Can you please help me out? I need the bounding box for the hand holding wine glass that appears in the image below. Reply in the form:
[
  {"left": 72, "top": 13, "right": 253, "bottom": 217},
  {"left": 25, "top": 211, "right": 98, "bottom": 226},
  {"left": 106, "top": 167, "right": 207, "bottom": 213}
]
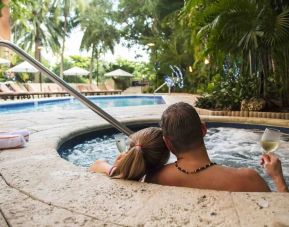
[
  {"left": 260, "top": 153, "right": 288, "bottom": 192},
  {"left": 260, "top": 128, "right": 281, "bottom": 154}
]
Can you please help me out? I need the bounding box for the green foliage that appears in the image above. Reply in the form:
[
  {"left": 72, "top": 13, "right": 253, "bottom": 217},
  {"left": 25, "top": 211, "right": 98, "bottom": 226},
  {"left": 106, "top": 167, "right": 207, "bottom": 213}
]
[
  {"left": 11, "top": 0, "right": 62, "bottom": 56},
  {"left": 184, "top": 0, "right": 289, "bottom": 107},
  {"left": 196, "top": 69, "right": 260, "bottom": 110},
  {"left": 7, "top": 0, "right": 289, "bottom": 109},
  {"left": 105, "top": 59, "right": 154, "bottom": 80},
  {"left": 15, "top": 73, "right": 30, "bottom": 83},
  {"left": 117, "top": 0, "right": 194, "bottom": 89},
  {"left": 79, "top": 0, "right": 120, "bottom": 83},
  {"left": 69, "top": 55, "right": 90, "bottom": 69},
  {"left": 80, "top": 0, "right": 119, "bottom": 53},
  {"left": 0, "top": 2, "right": 4, "bottom": 16},
  {"left": 51, "top": 55, "right": 90, "bottom": 83}
]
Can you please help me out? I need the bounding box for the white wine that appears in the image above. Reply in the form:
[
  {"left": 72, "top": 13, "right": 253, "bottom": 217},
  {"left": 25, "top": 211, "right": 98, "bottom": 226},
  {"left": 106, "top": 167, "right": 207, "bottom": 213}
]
[
  {"left": 260, "top": 140, "right": 279, "bottom": 153},
  {"left": 115, "top": 136, "right": 126, "bottom": 153}
]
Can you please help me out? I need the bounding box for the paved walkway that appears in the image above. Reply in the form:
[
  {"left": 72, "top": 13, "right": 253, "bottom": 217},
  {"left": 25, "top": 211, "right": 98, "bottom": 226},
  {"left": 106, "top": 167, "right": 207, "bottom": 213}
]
[{"left": 0, "top": 94, "right": 289, "bottom": 226}]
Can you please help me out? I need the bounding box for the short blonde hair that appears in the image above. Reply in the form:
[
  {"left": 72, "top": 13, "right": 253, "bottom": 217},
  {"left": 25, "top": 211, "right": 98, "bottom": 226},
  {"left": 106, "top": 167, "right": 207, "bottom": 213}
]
[{"left": 111, "top": 127, "right": 169, "bottom": 181}]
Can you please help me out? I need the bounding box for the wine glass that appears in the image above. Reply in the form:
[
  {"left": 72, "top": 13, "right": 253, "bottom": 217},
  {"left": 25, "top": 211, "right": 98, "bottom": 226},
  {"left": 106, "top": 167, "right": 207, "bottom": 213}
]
[
  {"left": 260, "top": 128, "right": 281, "bottom": 154},
  {"left": 114, "top": 134, "right": 127, "bottom": 153}
]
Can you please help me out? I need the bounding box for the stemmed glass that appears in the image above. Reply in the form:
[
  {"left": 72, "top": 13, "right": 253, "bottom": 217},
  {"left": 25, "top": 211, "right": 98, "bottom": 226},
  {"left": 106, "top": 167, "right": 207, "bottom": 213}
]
[
  {"left": 114, "top": 134, "right": 130, "bottom": 153},
  {"left": 260, "top": 128, "right": 281, "bottom": 154}
]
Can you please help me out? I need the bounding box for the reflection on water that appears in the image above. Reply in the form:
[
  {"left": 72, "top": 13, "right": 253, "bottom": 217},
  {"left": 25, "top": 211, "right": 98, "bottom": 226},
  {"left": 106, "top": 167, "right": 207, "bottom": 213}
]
[
  {"left": 205, "top": 127, "right": 289, "bottom": 191},
  {"left": 0, "top": 96, "right": 165, "bottom": 114},
  {"left": 60, "top": 127, "right": 289, "bottom": 191}
]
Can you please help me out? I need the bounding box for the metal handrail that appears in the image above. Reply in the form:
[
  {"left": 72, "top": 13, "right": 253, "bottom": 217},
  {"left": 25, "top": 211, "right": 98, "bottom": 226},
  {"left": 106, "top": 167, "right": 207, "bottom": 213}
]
[
  {"left": 0, "top": 41, "right": 133, "bottom": 136},
  {"left": 154, "top": 82, "right": 171, "bottom": 94}
]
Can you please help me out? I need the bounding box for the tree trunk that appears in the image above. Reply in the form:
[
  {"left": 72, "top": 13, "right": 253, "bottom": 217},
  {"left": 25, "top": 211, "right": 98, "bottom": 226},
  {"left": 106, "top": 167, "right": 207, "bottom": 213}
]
[
  {"left": 260, "top": 50, "right": 271, "bottom": 98},
  {"left": 96, "top": 48, "right": 99, "bottom": 85},
  {"left": 282, "top": 51, "right": 289, "bottom": 107},
  {"left": 60, "top": 7, "right": 68, "bottom": 79},
  {"left": 249, "top": 50, "right": 252, "bottom": 76},
  {"left": 34, "top": 25, "right": 41, "bottom": 83},
  {"left": 89, "top": 44, "right": 95, "bottom": 84}
]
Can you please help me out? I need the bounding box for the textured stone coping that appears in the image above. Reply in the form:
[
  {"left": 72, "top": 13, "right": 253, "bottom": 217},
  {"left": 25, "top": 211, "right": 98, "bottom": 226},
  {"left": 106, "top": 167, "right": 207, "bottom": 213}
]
[
  {"left": 196, "top": 107, "right": 289, "bottom": 120},
  {"left": 1, "top": 95, "right": 289, "bottom": 226}
]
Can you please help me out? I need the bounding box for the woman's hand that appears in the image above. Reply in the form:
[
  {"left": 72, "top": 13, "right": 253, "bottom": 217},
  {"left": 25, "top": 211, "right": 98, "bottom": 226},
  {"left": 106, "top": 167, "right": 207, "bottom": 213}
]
[
  {"left": 89, "top": 160, "right": 111, "bottom": 175},
  {"left": 260, "top": 154, "right": 288, "bottom": 192},
  {"left": 261, "top": 154, "right": 283, "bottom": 179}
]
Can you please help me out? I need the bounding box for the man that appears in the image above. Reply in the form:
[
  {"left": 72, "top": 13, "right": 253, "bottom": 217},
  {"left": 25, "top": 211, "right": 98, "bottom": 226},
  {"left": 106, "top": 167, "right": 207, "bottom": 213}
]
[{"left": 150, "top": 102, "right": 288, "bottom": 192}]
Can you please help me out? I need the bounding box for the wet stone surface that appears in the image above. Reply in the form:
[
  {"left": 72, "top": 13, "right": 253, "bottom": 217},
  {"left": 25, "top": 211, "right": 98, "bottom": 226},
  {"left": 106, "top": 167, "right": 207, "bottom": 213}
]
[{"left": 0, "top": 95, "right": 289, "bottom": 226}]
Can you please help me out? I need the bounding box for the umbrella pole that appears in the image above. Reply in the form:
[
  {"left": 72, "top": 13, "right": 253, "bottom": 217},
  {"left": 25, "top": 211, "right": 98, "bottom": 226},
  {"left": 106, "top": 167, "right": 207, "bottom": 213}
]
[{"left": 40, "top": 73, "right": 43, "bottom": 92}]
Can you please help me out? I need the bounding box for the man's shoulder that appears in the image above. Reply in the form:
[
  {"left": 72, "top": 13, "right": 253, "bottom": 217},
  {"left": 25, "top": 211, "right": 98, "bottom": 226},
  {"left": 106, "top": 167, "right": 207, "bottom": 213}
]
[
  {"left": 218, "top": 166, "right": 261, "bottom": 182},
  {"left": 149, "top": 163, "right": 176, "bottom": 185},
  {"left": 234, "top": 167, "right": 264, "bottom": 182},
  {"left": 221, "top": 166, "right": 270, "bottom": 192}
]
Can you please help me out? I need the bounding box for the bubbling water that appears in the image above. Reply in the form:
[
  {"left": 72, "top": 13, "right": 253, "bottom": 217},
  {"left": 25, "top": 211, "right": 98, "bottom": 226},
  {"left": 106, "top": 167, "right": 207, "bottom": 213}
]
[{"left": 59, "top": 127, "right": 289, "bottom": 191}]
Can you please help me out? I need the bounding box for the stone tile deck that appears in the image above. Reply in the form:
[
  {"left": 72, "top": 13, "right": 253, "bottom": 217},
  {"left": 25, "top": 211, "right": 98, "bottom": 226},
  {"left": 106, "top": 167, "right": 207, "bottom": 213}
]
[{"left": 0, "top": 94, "right": 289, "bottom": 226}]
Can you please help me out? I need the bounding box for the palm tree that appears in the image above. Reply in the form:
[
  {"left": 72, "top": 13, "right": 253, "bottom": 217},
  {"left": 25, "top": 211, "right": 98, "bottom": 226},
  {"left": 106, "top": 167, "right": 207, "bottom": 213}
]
[
  {"left": 51, "top": 0, "right": 84, "bottom": 78},
  {"left": 184, "top": 0, "right": 289, "bottom": 106},
  {"left": 80, "top": 0, "right": 119, "bottom": 84},
  {"left": 11, "top": 0, "right": 63, "bottom": 82}
]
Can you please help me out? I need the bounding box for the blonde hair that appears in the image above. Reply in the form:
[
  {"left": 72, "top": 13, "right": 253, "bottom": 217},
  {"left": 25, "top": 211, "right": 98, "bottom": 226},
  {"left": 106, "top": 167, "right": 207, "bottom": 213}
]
[{"left": 111, "top": 127, "right": 169, "bottom": 181}]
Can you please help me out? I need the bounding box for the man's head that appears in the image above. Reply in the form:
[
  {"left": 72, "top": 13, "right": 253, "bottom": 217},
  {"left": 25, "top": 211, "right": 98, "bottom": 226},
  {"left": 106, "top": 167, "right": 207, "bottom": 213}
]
[{"left": 161, "top": 102, "right": 205, "bottom": 154}]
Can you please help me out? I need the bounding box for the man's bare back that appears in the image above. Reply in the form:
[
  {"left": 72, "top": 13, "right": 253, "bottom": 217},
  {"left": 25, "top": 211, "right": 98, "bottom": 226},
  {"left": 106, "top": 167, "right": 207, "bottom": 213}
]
[
  {"left": 158, "top": 102, "right": 288, "bottom": 192},
  {"left": 149, "top": 163, "right": 270, "bottom": 192}
]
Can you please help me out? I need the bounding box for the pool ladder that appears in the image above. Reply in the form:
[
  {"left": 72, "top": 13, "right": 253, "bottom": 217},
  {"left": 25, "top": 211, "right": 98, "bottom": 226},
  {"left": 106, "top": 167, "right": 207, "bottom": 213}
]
[{"left": 0, "top": 41, "right": 133, "bottom": 136}]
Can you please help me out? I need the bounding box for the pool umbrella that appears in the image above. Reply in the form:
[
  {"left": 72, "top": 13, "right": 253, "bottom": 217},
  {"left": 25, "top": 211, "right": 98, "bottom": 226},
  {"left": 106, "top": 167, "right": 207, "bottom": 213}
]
[
  {"left": 104, "top": 69, "right": 133, "bottom": 78},
  {"left": 6, "top": 61, "right": 41, "bottom": 90},
  {"left": 0, "top": 57, "right": 10, "bottom": 65},
  {"left": 63, "top": 66, "right": 89, "bottom": 76},
  {"left": 6, "top": 61, "right": 39, "bottom": 73}
]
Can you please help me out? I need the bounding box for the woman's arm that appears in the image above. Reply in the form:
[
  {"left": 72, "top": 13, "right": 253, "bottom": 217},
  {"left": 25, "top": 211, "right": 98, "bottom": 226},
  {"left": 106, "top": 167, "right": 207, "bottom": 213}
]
[
  {"left": 261, "top": 154, "right": 288, "bottom": 192},
  {"left": 89, "top": 153, "right": 128, "bottom": 176},
  {"left": 89, "top": 160, "right": 112, "bottom": 175}
]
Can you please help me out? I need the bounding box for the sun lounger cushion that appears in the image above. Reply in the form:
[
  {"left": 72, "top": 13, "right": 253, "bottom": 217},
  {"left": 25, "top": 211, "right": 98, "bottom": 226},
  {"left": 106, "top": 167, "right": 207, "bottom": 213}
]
[
  {"left": 0, "top": 134, "right": 26, "bottom": 149},
  {"left": 0, "top": 130, "right": 30, "bottom": 142},
  {"left": 0, "top": 84, "right": 13, "bottom": 93},
  {"left": 9, "top": 83, "right": 28, "bottom": 93}
]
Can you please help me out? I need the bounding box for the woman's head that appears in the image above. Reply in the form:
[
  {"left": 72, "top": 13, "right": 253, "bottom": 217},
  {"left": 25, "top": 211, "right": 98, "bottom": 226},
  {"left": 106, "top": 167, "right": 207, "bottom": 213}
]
[{"left": 111, "top": 127, "right": 169, "bottom": 181}]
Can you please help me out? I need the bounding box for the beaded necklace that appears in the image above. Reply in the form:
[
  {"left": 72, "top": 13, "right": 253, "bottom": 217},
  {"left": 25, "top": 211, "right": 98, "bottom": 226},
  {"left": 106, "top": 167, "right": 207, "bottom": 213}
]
[{"left": 174, "top": 161, "right": 217, "bottom": 174}]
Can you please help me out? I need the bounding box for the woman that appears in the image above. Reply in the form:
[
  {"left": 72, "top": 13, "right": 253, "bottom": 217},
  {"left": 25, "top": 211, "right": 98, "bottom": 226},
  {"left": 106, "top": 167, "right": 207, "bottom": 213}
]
[{"left": 89, "top": 127, "right": 170, "bottom": 181}]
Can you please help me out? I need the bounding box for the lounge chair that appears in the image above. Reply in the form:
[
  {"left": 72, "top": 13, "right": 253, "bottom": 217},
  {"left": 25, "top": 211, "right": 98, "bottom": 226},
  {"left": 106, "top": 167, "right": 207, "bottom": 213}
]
[
  {"left": 24, "top": 83, "right": 51, "bottom": 98},
  {"left": 75, "top": 84, "right": 96, "bottom": 96},
  {"left": 99, "top": 84, "right": 122, "bottom": 95},
  {"left": 47, "top": 83, "right": 68, "bottom": 96},
  {"left": 0, "top": 83, "right": 19, "bottom": 100},
  {"left": 89, "top": 84, "right": 107, "bottom": 95},
  {"left": 7, "top": 83, "right": 31, "bottom": 99},
  {"left": 72, "top": 83, "right": 106, "bottom": 96},
  {"left": 106, "top": 84, "right": 122, "bottom": 94}
]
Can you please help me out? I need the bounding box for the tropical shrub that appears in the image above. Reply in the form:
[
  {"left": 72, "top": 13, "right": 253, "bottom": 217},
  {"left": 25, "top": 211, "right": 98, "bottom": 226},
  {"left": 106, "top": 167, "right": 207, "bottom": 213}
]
[{"left": 196, "top": 64, "right": 259, "bottom": 110}]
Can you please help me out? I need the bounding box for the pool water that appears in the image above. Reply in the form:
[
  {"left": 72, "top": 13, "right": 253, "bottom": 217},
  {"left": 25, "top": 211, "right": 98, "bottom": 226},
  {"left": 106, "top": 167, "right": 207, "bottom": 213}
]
[
  {"left": 0, "top": 96, "right": 165, "bottom": 114},
  {"left": 59, "top": 124, "right": 289, "bottom": 191}
]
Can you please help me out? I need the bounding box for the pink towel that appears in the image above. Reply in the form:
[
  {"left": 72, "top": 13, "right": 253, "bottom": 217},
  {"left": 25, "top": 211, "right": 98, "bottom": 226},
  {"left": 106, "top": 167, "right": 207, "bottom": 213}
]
[
  {"left": 0, "top": 130, "right": 29, "bottom": 142},
  {"left": 0, "top": 134, "right": 26, "bottom": 150}
]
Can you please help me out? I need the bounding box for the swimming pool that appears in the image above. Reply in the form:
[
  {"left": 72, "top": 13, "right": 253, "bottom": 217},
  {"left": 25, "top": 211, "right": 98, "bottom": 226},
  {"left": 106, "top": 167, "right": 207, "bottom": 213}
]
[
  {"left": 0, "top": 96, "right": 165, "bottom": 114},
  {"left": 58, "top": 122, "right": 289, "bottom": 191}
]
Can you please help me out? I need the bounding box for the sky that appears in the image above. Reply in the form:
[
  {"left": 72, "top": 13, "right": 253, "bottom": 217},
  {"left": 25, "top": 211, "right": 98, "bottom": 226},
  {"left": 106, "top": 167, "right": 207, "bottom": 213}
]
[
  {"left": 45, "top": 26, "right": 150, "bottom": 64},
  {"left": 40, "top": 0, "right": 150, "bottom": 65}
]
